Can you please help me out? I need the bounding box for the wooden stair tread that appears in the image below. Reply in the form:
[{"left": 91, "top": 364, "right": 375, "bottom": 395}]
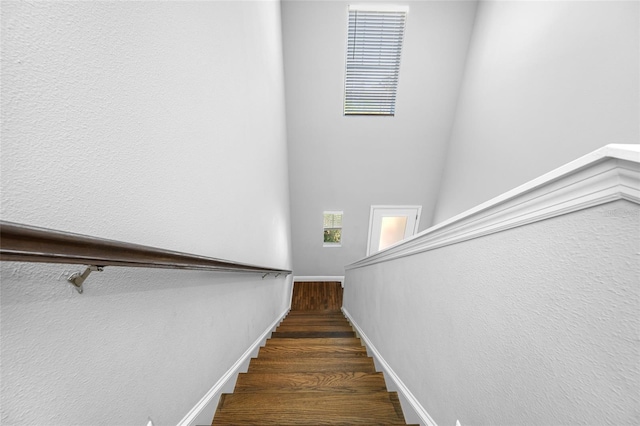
[
  {"left": 258, "top": 345, "right": 367, "bottom": 357},
  {"left": 277, "top": 323, "right": 352, "bottom": 328},
  {"left": 280, "top": 317, "right": 350, "bottom": 323},
  {"left": 285, "top": 314, "right": 345, "bottom": 318},
  {"left": 282, "top": 314, "right": 348, "bottom": 319},
  {"left": 280, "top": 316, "right": 349, "bottom": 321},
  {"left": 265, "top": 337, "right": 362, "bottom": 347},
  {"left": 234, "top": 371, "right": 388, "bottom": 393},
  {"left": 216, "top": 391, "right": 401, "bottom": 408},
  {"left": 271, "top": 331, "right": 356, "bottom": 338},
  {"left": 213, "top": 392, "right": 406, "bottom": 425},
  {"left": 283, "top": 316, "right": 347, "bottom": 321},
  {"left": 248, "top": 357, "right": 376, "bottom": 373},
  {"left": 276, "top": 326, "right": 354, "bottom": 332},
  {"left": 278, "top": 320, "right": 352, "bottom": 326}
]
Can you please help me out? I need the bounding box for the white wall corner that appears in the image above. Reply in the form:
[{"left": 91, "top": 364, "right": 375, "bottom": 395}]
[
  {"left": 342, "top": 307, "right": 438, "bottom": 426},
  {"left": 176, "top": 308, "right": 289, "bottom": 426}
]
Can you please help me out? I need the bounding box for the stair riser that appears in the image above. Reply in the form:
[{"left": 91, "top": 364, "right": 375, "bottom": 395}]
[
  {"left": 265, "top": 337, "right": 362, "bottom": 347},
  {"left": 257, "top": 354, "right": 369, "bottom": 361},
  {"left": 280, "top": 318, "right": 351, "bottom": 323},
  {"left": 248, "top": 364, "right": 376, "bottom": 373},
  {"left": 271, "top": 331, "right": 356, "bottom": 338},
  {"left": 234, "top": 372, "right": 388, "bottom": 393},
  {"left": 282, "top": 315, "right": 349, "bottom": 319},
  {"left": 260, "top": 345, "right": 366, "bottom": 352},
  {"left": 215, "top": 392, "right": 405, "bottom": 424},
  {"left": 277, "top": 324, "right": 352, "bottom": 329},
  {"left": 276, "top": 327, "right": 354, "bottom": 333},
  {"left": 213, "top": 414, "right": 406, "bottom": 425}
]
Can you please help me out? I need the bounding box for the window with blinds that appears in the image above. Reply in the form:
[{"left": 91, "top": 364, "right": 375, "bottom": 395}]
[{"left": 344, "top": 5, "right": 408, "bottom": 116}]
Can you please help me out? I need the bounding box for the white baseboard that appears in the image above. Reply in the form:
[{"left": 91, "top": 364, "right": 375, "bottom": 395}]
[
  {"left": 293, "top": 276, "right": 345, "bottom": 287},
  {"left": 177, "top": 308, "right": 289, "bottom": 426},
  {"left": 342, "top": 307, "right": 438, "bottom": 426}
]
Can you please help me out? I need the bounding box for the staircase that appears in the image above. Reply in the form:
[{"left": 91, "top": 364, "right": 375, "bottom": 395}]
[{"left": 211, "top": 308, "right": 415, "bottom": 425}]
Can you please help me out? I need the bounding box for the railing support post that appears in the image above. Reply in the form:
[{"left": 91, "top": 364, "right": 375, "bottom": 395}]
[{"left": 67, "top": 265, "right": 104, "bottom": 294}]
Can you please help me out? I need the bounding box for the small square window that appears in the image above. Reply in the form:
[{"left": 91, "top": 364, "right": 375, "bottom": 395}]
[{"left": 323, "top": 211, "right": 343, "bottom": 247}]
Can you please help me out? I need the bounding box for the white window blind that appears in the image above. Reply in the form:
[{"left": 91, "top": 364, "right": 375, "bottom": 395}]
[
  {"left": 323, "top": 212, "right": 343, "bottom": 228},
  {"left": 344, "top": 6, "right": 408, "bottom": 116}
]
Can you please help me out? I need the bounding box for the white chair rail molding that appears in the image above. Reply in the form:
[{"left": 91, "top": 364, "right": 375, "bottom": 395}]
[{"left": 342, "top": 144, "right": 640, "bottom": 426}]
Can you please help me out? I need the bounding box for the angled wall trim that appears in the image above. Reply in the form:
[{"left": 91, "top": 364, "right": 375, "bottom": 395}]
[
  {"left": 342, "top": 307, "right": 438, "bottom": 426},
  {"left": 347, "top": 144, "right": 640, "bottom": 270},
  {"left": 177, "top": 308, "right": 289, "bottom": 426}
]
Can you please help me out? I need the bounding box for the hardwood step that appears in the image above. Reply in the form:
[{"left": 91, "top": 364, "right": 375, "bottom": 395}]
[
  {"left": 276, "top": 324, "right": 354, "bottom": 332},
  {"left": 213, "top": 392, "right": 406, "bottom": 425},
  {"left": 277, "top": 319, "right": 352, "bottom": 327},
  {"left": 283, "top": 312, "right": 346, "bottom": 317},
  {"left": 280, "top": 318, "right": 351, "bottom": 326},
  {"left": 271, "top": 331, "right": 356, "bottom": 338},
  {"left": 265, "top": 337, "right": 363, "bottom": 347},
  {"left": 285, "top": 311, "right": 344, "bottom": 317},
  {"left": 258, "top": 344, "right": 367, "bottom": 358},
  {"left": 282, "top": 313, "right": 347, "bottom": 319},
  {"left": 234, "top": 371, "right": 389, "bottom": 393},
  {"left": 280, "top": 319, "right": 349, "bottom": 324},
  {"left": 247, "top": 357, "right": 376, "bottom": 373},
  {"left": 278, "top": 316, "right": 350, "bottom": 323}
]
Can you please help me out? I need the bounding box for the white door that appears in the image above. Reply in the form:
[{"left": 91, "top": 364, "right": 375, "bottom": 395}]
[{"left": 366, "top": 206, "right": 421, "bottom": 256}]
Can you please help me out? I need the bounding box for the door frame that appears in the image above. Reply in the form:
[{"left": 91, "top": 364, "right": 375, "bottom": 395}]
[{"left": 366, "top": 205, "right": 422, "bottom": 256}]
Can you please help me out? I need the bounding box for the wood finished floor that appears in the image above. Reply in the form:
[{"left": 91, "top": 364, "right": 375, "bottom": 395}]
[
  {"left": 290, "top": 281, "right": 343, "bottom": 311},
  {"left": 212, "top": 309, "right": 415, "bottom": 425}
]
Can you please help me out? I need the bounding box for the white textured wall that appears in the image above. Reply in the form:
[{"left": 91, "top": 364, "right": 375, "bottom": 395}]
[
  {"left": 282, "top": 0, "right": 478, "bottom": 276},
  {"left": 1, "top": 1, "right": 292, "bottom": 425},
  {"left": 344, "top": 199, "right": 640, "bottom": 425},
  {"left": 434, "top": 0, "right": 640, "bottom": 223}
]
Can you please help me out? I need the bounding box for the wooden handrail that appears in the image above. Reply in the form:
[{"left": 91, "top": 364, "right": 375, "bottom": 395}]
[{"left": 0, "top": 221, "right": 292, "bottom": 275}]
